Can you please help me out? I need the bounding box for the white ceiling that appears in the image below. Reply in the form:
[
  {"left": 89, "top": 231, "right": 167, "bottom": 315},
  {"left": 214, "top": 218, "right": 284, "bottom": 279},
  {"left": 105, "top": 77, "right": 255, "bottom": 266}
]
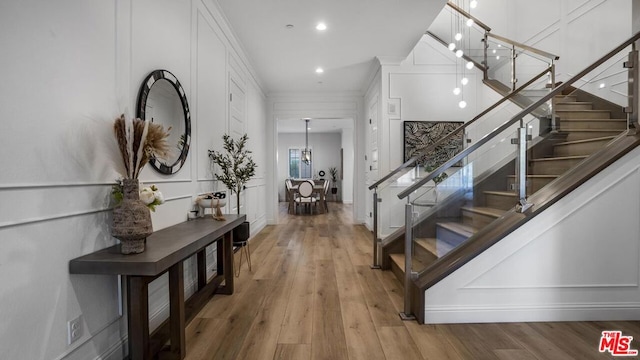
[{"left": 215, "top": 0, "right": 448, "bottom": 95}]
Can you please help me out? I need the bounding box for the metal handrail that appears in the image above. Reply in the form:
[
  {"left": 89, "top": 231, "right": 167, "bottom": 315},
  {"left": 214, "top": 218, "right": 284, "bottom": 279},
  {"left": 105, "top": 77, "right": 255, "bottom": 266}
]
[
  {"left": 446, "top": 1, "right": 559, "bottom": 61},
  {"left": 446, "top": 1, "right": 491, "bottom": 32},
  {"left": 367, "top": 65, "right": 551, "bottom": 191},
  {"left": 398, "top": 31, "right": 640, "bottom": 200},
  {"left": 487, "top": 33, "right": 559, "bottom": 61}
]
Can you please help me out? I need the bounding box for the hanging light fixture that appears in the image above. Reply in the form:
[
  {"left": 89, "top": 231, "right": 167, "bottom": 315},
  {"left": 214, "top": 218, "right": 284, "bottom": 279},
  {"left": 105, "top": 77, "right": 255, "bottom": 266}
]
[{"left": 302, "top": 119, "right": 311, "bottom": 164}]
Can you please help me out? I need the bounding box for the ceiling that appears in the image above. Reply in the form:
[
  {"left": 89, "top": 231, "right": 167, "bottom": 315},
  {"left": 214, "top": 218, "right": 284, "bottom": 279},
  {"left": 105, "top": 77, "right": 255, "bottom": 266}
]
[{"left": 215, "top": 0, "right": 448, "bottom": 95}]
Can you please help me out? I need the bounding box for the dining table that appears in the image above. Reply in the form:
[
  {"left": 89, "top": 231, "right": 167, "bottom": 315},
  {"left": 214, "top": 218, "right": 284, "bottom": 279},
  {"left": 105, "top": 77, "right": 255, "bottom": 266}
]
[{"left": 287, "top": 179, "right": 326, "bottom": 214}]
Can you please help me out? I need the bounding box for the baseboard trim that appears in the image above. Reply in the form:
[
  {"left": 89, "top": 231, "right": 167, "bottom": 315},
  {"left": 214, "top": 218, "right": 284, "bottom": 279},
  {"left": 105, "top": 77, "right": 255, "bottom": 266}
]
[{"left": 424, "top": 302, "right": 640, "bottom": 324}]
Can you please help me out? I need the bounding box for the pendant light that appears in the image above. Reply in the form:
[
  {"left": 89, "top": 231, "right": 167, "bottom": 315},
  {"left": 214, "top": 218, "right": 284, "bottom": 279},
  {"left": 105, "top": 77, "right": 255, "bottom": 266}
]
[{"left": 302, "top": 119, "right": 311, "bottom": 164}]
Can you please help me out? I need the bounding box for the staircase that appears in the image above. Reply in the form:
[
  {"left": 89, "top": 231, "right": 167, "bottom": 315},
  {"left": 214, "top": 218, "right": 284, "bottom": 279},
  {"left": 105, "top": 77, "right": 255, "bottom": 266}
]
[{"left": 387, "top": 92, "right": 629, "bottom": 289}]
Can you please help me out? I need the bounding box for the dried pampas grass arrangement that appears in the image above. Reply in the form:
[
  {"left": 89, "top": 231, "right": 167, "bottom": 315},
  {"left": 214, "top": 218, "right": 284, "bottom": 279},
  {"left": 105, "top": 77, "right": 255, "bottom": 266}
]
[{"left": 113, "top": 114, "right": 170, "bottom": 179}]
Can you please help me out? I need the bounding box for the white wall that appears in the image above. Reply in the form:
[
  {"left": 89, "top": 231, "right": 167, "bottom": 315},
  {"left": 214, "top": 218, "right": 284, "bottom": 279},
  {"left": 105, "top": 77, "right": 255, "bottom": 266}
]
[
  {"left": 341, "top": 128, "right": 354, "bottom": 203},
  {"left": 364, "top": 66, "right": 382, "bottom": 230},
  {"left": 276, "top": 132, "right": 342, "bottom": 202},
  {"left": 0, "top": 0, "right": 267, "bottom": 359}
]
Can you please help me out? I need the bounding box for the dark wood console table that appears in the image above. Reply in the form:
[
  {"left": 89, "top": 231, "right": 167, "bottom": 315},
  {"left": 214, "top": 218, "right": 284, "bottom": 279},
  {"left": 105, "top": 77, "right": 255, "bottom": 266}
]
[{"left": 69, "top": 214, "right": 246, "bottom": 360}]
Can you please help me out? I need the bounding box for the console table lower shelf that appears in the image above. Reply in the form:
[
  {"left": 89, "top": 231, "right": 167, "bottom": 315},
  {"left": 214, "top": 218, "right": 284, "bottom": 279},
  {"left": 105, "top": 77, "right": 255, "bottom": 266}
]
[{"left": 69, "top": 214, "right": 246, "bottom": 360}]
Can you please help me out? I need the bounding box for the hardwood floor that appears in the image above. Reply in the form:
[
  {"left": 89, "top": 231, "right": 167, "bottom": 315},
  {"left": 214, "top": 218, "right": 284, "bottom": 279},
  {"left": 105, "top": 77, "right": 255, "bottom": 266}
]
[{"left": 184, "top": 203, "right": 640, "bottom": 360}]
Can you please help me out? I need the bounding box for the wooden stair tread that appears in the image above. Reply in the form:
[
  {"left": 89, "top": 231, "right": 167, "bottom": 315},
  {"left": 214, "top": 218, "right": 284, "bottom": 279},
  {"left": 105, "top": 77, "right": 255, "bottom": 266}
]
[
  {"left": 437, "top": 222, "right": 476, "bottom": 237},
  {"left": 389, "top": 253, "right": 431, "bottom": 272},
  {"left": 558, "top": 128, "right": 623, "bottom": 133},
  {"left": 554, "top": 136, "right": 617, "bottom": 146},
  {"left": 415, "top": 237, "right": 454, "bottom": 257},
  {"left": 507, "top": 174, "right": 559, "bottom": 178},
  {"left": 557, "top": 118, "right": 626, "bottom": 122},
  {"left": 556, "top": 109, "right": 610, "bottom": 113},
  {"left": 483, "top": 190, "right": 516, "bottom": 197},
  {"left": 530, "top": 155, "right": 588, "bottom": 162},
  {"left": 460, "top": 206, "right": 504, "bottom": 218},
  {"left": 555, "top": 101, "right": 592, "bottom": 105}
]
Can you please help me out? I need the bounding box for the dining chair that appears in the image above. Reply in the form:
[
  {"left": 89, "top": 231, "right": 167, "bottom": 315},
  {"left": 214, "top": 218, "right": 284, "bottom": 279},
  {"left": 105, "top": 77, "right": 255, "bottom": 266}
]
[
  {"left": 294, "top": 180, "right": 317, "bottom": 214},
  {"left": 285, "top": 179, "right": 295, "bottom": 214},
  {"left": 322, "top": 178, "right": 330, "bottom": 212}
]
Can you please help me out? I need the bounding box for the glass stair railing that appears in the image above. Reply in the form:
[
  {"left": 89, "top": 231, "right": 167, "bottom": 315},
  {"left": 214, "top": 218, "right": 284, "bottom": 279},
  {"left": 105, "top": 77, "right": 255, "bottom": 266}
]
[
  {"left": 368, "top": 65, "right": 554, "bottom": 268},
  {"left": 427, "top": 1, "right": 559, "bottom": 97},
  {"left": 395, "top": 32, "right": 640, "bottom": 320}
]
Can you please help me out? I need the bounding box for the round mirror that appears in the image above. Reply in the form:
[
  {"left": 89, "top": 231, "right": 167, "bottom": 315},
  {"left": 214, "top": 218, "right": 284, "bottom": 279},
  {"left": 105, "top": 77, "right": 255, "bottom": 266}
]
[{"left": 136, "top": 69, "right": 191, "bottom": 175}]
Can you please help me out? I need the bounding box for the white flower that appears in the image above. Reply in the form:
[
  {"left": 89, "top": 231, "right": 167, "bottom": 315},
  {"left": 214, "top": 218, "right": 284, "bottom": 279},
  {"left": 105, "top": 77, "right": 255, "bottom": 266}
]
[
  {"left": 154, "top": 190, "right": 165, "bottom": 205},
  {"left": 139, "top": 187, "right": 156, "bottom": 205}
]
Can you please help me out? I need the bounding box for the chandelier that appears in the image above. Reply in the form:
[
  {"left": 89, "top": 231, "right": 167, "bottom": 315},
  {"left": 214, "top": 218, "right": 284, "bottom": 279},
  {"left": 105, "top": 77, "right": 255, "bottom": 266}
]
[{"left": 302, "top": 119, "right": 311, "bottom": 164}]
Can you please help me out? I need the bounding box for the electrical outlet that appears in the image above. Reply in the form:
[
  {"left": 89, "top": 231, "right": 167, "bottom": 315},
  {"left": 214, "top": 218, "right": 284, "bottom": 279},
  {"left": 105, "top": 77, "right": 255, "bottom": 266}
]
[{"left": 67, "top": 315, "right": 83, "bottom": 345}]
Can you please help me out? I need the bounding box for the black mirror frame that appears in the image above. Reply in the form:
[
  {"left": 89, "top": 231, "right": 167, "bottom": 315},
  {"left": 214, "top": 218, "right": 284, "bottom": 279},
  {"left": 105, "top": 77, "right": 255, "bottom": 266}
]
[{"left": 136, "top": 69, "right": 191, "bottom": 175}]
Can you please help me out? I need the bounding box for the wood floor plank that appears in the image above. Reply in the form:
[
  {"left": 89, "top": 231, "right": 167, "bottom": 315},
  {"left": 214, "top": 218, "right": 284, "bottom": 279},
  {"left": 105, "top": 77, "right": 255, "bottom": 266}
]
[
  {"left": 183, "top": 318, "right": 228, "bottom": 360},
  {"left": 252, "top": 246, "right": 287, "bottom": 280},
  {"left": 208, "top": 279, "right": 271, "bottom": 359},
  {"left": 374, "top": 269, "right": 404, "bottom": 314},
  {"left": 277, "top": 258, "right": 315, "bottom": 344},
  {"left": 500, "top": 323, "right": 574, "bottom": 360},
  {"left": 311, "top": 260, "right": 348, "bottom": 360},
  {"left": 354, "top": 265, "right": 404, "bottom": 327},
  {"left": 404, "top": 322, "right": 463, "bottom": 360},
  {"left": 377, "top": 325, "right": 423, "bottom": 360},
  {"left": 274, "top": 344, "right": 311, "bottom": 360},
  {"left": 441, "top": 324, "right": 500, "bottom": 360},
  {"left": 468, "top": 323, "right": 525, "bottom": 352},
  {"left": 340, "top": 300, "right": 386, "bottom": 360},
  {"left": 529, "top": 322, "right": 611, "bottom": 360},
  {"left": 235, "top": 247, "right": 298, "bottom": 360},
  {"left": 314, "top": 260, "right": 341, "bottom": 310},
  {"left": 314, "top": 235, "right": 333, "bottom": 261},
  {"left": 311, "top": 309, "right": 349, "bottom": 360},
  {"left": 494, "top": 349, "right": 538, "bottom": 360},
  {"left": 332, "top": 247, "right": 361, "bottom": 303}
]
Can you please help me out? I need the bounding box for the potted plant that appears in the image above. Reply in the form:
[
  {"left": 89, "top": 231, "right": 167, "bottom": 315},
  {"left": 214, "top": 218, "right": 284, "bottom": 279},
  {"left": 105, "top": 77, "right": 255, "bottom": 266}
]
[
  {"left": 111, "top": 114, "right": 170, "bottom": 254},
  {"left": 208, "top": 134, "right": 257, "bottom": 242},
  {"left": 328, "top": 166, "right": 339, "bottom": 195}
]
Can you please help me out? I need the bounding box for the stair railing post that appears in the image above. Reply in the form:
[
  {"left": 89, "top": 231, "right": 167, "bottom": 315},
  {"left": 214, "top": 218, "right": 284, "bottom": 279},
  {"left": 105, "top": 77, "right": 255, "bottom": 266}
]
[
  {"left": 371, "top": 188, "right": 381, "bottom": 269},
  {"left": 511, "top": 45, "right": 517, "bottom": 91},
  {"left": 483, "top": 31, "right": 489, "bottom": 80},
  {"left": 400, "top": 200, "right": 416, "bottom": 320},
  {"left": 549, "top": 62, "right": 557, "bottom": 132},
  {"left": 625, "top": 43, "right": 639, "bottom": 132},
  {"left": 516, "top": 121, "right": 532, "bottom": 213}
]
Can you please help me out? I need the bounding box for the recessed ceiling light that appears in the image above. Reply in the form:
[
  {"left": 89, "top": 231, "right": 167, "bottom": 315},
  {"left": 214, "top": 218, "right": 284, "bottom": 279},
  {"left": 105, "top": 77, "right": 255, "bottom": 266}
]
[
  {"left": 316, "top": 22, "right": 327, "bottom": 31},
  {"left": 315, "top": 67, "right": 324, "bottom": 74},
  {"left": 285, "top": 24, "right": 294, "bottom": 29}
]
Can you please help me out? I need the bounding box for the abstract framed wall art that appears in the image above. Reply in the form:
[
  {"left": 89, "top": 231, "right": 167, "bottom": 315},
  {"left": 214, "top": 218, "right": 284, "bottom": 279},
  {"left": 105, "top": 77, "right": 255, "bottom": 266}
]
[{"left": 403, "top": 121, "right": 464, "bottom": 169}]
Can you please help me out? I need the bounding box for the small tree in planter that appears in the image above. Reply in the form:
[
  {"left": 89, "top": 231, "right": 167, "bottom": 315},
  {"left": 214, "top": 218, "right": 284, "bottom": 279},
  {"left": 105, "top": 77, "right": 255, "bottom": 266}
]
[
  {"left": 208, "top": 134, "right": 256, "bottom": 214},
  {"left": 209, "top": 134, "right": 258, "bottom": 277},
  {"left": 328, "top": 166, "right": 339, "bottom": 195},
  {"left": 208, "top": 134, "right": 256, "bottom": 241}
]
